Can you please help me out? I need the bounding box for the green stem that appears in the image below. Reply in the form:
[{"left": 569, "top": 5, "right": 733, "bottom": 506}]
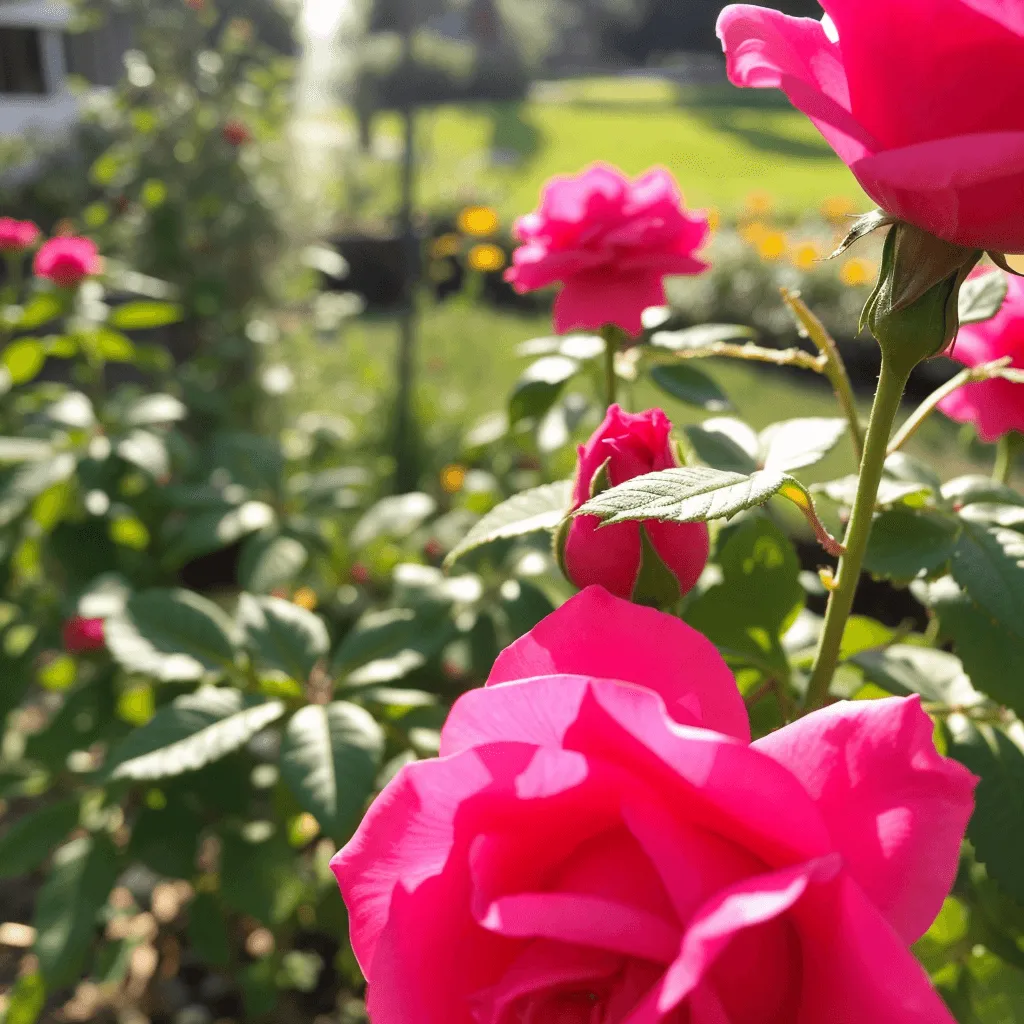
[
  {"left": 601, "top": 324, "right": 619, "bottom": 409},
  {"left": 993, "top": 431, "right": 1019, "bottom": 486},
  {"left": 803, "top": 356, "right": 911, "bottom": 713}
]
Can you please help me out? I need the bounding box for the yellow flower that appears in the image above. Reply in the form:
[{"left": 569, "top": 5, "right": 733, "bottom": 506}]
[
  {"left": 739, "top": 221, "right": 769, "bottom": 246},
  {"left": 793, "top": 242, "right": 821, "bottom": 271},
  {"left": 430, "top": 233, "right": 461, "bottom": 259},
  {"left": 757, "top": 232, "right": 788, "bottom": 261},
  {"left": 821, "top": 195, "right": 858, "bottom": 222},
  {"left": 744, "top": 191, "right": 774, "bottom": 217},
  {"left": 292, "top": 587, "right": 318, "bottom": 611},
  {"left": 458, "top": 205, "right": 500, "bottom": 237},
  {"left": 468, "top": 243, "right": 506, "bottom": 273},
  {"left": 441, "top": 463, "right": 467, "bottom": 493},
  {"left": 840, "top": 258, "right": 876, "bottom": 287},
  {"left": 706, "top": 207, "right": 720, "bottom": 233}
]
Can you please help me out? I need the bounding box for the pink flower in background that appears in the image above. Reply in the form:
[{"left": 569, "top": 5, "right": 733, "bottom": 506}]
[
  {"left": 717, "top": 1, "right": 1024, "bottom": 253},
  {"left": 62, "top": 616, "right": 105, "bottom": 653},
  {"left": 222, "top": 119, "right": 251, "bottom": 146},
  {"left": 939, "top": 271, "right": 1024, "bottom": 440},
  {"left": 0, "top": 218, "right": 40, "bottom": 254},
  {"left": 562, "top": 405, "right": 708, "bottom": 601},
  {"left": 505, "top": 163, "right": 710, "bottom": 336},
  {"left": 33, "top": 237, "right": 100, "bottom": 288},
  {"left": 332, "top": 586, "right": 975, "bottom": 1024}
]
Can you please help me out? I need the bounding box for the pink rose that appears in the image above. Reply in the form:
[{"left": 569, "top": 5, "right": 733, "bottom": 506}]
[
  {"left": 332, "top": 587, "right": 975, "bottom": 1024},
  {"left": 505, "top": 163, "right": 709, "bottom": 337},
  {"left": 562, "top": 405, "right": 708, "bottom": 602},
  {"left": 62, "top": 616, "right": 105, "bottom": 653},
  {"left": 33, "top": 237, "right": 101, "bottom": 288},
  {"left": 0, "top": 218, "right": 40, "bottom": 254},
  {"left": 717, "top": 1, "right": 1024, "bottom": 253},
  {"left": 938, "top": 271, "right": 1024, "bottom": 440}
]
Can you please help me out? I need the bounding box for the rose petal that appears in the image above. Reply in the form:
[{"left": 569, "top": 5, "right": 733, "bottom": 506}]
[
  {"left": 754, "top": 695, "right": 976, "bottom": 943},
  {"left": 482, "top": 586, "right": 750, "bottom": 741},
  {"left": 554, "top": 268, "right": 667, "bottom": 337},
  {"left": 562, "top": 518, "right": 643, "bottom": 600}
]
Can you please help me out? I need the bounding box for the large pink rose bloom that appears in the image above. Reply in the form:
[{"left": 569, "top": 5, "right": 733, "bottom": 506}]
[
  {"left": 717, "top": 1, "right": 1024, "bottom": 253},
  {"left": 564, "top": 405, "right": 708, "bottom": 600},
  {"left": 939, "top": 271, "right": 1024, "bottom": 440},
  {"left": 505, "top": 164, "right": 710, "bottom": 337},
  {"left": 332, "top": 587, "right": 975, "bottom": 1024}
]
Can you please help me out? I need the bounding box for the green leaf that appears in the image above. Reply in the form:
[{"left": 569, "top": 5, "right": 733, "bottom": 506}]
[
  {"left": 2, "top": 339, "right": 46, "bottom": 385},
  {"left": 104, "top": 688, "right": 285, "bottom": 781},
  {"left": 32, "top": 834, "right": 119, "bottom": 989},
  {"left": 116, "top": 429, "right": 169, "bottom": 479},
  {"left": 350, "top": 492, "right": 436, "bottom": 548},
  {"left": 238, "top": 594, "right": 329, "bottom": 681},
  {"left": 683, "top": 420, "right": 758, "bottom": 475},
  {"left": 45, "top": 392, "right": 94, "bottom": 429},
  {"left": 0, "top": 438, "right": 53, "bottom": 463},
  {"left": 0, "top": 799, "right": 79, "bottom": 878},
  {"left": 238, "top": 534, "right": 308, "bottom": 594},
  {"left": 219, "top": 824, "right": 295, "bottom": 925},
  {"left": 162, "top": 501, "right": 277, "bottom": 568},
  {"left": 943, "top": 475, "right": 1024, "bottom": 509},
  {"left": 575, "top": 466, "right": 809, "bottom": 526},
  {"left": 944, "top": 720, "right": 1024, "bottom": 904},
  {"left": 959, "top": 271, "right": 1009, "bottom": 326},
  {"left": 509, "top": 355, "right": 578, "bottom": 425},
  {"left": 92, "top": 328, "right": 136, "bottom": 362},
  {"left": 279, "top": 701, "right": 385, "bottom": 841},
  {"left": 648, "top": 364, "right": 730, "bottom": 411},
  {"left": 650, "top": 324, "right": 755, "bottom": 350},
  {"left": 127, "top": 796, "right": 201, "bottom": 878},
  {"left": 687, "top": 517, "right": 804, "bottom": 677},
  {"left": 333, "top": 606, "right": 453, "bottom": 683},
  {"left": 108, "top": 301, "right": 184, "bottom": 330},
  {"left": 758, "top": 418, "right": 848, "bottom": 473},
  {"left": 124, "top": 393, "right": 187, "bottom": 426},
  {"left": 187, "top": 891, "right": 230, "bottom": 967},
  {"left": 445, "top": 480, "right": 572, "bottom": 568},
  {"left": 0, "top": 454, "right": 76, "bottom": 528},
  {"left": 919, "top": 578, "right": 1024, "bottom": 718},
  {"left": 851, "top": 645, "right": 982, "bottom": 707},
  {"left": 3, "top": 971, "right": 44, "bottom": 1024},
  {"left": 16, "top": 293, "right": 64, "bottom": 330},
  {"left": 950, "top": 521, "right": 1024, "bottom": 641},
  {"left": 863, "top": 508, "right": 960, "bottom": 581},
  {"left": 104, "top": 588, "right": 240, "bottom": 681}
]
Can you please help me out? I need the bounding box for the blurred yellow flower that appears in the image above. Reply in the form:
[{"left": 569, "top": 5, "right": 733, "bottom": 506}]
[
  {"left": 793, "top": 242, "right": 821, "bottom": 270},
  {"left": 468, "top": 243, "right": 506, "bottom": 273},
  {"left": 821, "top": 195, "right": 858, "bottom": 222},
  {"left": 739, "top": 221, "right": 769, "bottom": 246},
  {"left": 441, "top": 464, "right": 467, "bottom": 493},
  {"left": 840, "top": 258, "right": 876, "bottom": 287},
  {"left": 458, "top": 205, "right": 500, "bottom": 237},
  {"left": 706, "top": 207, "right": 720, "bottom": 233},
  {"left": 757, "top": 232, "right": 788, "bottom": 261},
  {"left": 430, "top": 233, "right": 461, "bottom": 259},
  {"left": 292, "top": 587, "right": 318, "bottom": 611},
  {"left": 744, "top": 191, "right": 774, "bottom": 217}
]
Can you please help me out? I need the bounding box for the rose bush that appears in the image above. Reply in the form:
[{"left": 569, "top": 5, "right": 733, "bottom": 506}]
[
  {"left": 560, "top": 405, "right": 709, "bottom": 602},
  {"left": 333, "top": 587, "right": 976, "bottom": 1024},
  {"left": 505, "top": 163, "right": 710, "bottom": 337},
  {"left": 717, "top": 0, "right": 1024, "bottom": 254},
  {"left": 939, "top": 270, "right": 1024, "bottom": 440}
]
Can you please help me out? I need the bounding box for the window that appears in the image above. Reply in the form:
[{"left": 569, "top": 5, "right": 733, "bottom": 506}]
[{"left": 0, "top": 28, "right": 47, "bottom": 95}]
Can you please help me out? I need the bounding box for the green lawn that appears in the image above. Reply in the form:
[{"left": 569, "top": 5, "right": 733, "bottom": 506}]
[{"left": 342, "top": 77, "right": 869, "bottom": 224}]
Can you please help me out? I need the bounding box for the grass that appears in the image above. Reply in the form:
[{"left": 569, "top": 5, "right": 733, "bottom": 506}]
[{"left": 338, "top": 77, "right": 869, "bottom": 225}]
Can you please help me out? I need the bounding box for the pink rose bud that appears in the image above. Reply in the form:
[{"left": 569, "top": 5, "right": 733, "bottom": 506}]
[
  {"left": 222, "top": 119, "right": 250, "bottom": 146},
  {"left": 62, "top": 616, "right": 105, "bottom": 653},
  {"left": 559, "top": 404, "right": 708, "bottom": 604},
  {"left": 505, "top": 162, "right": 710, "bottom": 337},
  {"left": 717, "top": 1, "right": 1024, "bottom": 254},
  {"left": 0, "top": 217, "right": 40, "bottom": 254},
  {"left": 33, "top": 236, "right": 101, "bottom": 288},
  {"left": 331, "top": 587, "right": 976, "bottom": 1023},
  {"left": 939, "top": 270, "right": 1024, "bottom": 440}
]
